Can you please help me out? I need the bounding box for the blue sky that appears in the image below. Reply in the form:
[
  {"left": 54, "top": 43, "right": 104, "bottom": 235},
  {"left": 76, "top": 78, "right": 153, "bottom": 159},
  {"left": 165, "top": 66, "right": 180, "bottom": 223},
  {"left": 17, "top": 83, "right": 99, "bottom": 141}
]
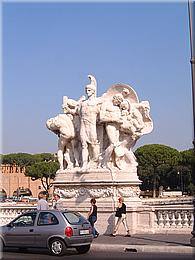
[{"left": 2, "top": 1, "right": 194, "bottom": 154}]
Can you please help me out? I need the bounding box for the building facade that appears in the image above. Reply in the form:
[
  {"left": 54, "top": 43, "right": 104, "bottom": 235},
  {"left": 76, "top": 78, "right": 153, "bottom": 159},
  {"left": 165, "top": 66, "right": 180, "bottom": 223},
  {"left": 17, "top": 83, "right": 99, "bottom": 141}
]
[{"left": 0, "top": 164, "right": 43, "bottom": 197}]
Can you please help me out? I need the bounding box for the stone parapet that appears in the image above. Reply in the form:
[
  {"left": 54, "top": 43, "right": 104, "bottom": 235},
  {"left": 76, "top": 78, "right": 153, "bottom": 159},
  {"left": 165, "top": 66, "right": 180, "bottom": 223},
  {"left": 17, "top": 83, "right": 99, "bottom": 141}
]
[{"left": 0, "top": 203, "right": 193, "bottom": 235}]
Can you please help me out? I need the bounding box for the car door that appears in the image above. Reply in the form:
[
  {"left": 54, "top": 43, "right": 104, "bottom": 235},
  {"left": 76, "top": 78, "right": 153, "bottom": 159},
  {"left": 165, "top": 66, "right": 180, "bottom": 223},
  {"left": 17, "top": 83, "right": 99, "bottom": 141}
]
[
  {"left": 33, "top": 211, "right": 60, "bottom": 248},
  {"left": 4, "top": 212, "right": 37, "bottom": 247}
]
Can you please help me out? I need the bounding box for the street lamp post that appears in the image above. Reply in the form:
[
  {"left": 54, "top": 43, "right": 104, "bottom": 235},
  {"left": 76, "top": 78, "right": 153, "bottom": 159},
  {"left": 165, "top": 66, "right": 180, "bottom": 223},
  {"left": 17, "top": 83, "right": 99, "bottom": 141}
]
[
  {"left": 177, "top": 171, "right": 183, "bottom": 195},
  {"left": 188, "top": 0, "right": 195, "bottom": 247}
]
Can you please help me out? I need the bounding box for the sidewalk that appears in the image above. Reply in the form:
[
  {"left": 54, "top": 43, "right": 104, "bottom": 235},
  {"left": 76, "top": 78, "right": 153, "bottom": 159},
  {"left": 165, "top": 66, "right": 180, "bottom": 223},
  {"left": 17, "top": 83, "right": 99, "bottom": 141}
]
[{"left": 91, "top": 234, "right": 195, "bottom": 254}]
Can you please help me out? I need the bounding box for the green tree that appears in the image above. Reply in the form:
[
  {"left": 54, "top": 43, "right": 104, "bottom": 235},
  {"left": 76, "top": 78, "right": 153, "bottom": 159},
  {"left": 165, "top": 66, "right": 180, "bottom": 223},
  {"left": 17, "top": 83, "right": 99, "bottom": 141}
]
[
  {"left": 179, "top": 149, "right": 195, "bottom": 195},
  {"left": 25, "top": 161, "right": 59, "bottom": 193},
  {"left": 1, "top": 153, "right": 35, "bottom": 167},
  {"left": 135, "top": 144, "right": 181, "bottom": 197},
  {"left": 2, "top": 152, "right": 58, "bottom": 194},
  {"left": 32, "top": 153, "right": 56, "bottom": 163},
  {"left": 180, "top": 149, "right": 195, "bottom": 166}
]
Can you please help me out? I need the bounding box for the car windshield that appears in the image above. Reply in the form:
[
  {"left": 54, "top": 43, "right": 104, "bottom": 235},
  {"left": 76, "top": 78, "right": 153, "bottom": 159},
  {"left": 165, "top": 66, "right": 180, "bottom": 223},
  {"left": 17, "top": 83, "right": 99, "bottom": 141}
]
[{"left": 62, "top": 212, "right": 85, "bottom": 224}]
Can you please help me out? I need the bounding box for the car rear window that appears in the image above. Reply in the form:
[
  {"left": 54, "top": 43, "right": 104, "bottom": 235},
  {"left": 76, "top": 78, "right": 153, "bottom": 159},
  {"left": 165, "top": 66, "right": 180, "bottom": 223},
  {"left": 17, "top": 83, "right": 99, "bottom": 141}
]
[{"left": 62, "top": 212, "right": 85, "bottom": 224}]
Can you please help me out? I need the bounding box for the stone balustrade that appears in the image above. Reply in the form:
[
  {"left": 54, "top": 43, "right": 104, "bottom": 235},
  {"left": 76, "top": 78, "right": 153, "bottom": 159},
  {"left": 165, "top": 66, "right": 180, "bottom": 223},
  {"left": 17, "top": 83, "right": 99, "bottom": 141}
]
[
  {"left": 154, "top": 205, "right": 194, "bottom": 232},
  {"left": 0, "top": 203, "right": 193, "bottom": 234},
  {"left": 0, "top": 205, "right": 36, "bottom": 225}
]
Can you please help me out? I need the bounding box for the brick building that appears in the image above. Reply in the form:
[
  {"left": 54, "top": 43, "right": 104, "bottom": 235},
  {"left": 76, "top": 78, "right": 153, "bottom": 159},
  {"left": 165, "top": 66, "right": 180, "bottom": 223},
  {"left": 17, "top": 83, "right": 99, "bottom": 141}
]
[{"left": 0, "top": 164, "right": 43, "bottom": 197}]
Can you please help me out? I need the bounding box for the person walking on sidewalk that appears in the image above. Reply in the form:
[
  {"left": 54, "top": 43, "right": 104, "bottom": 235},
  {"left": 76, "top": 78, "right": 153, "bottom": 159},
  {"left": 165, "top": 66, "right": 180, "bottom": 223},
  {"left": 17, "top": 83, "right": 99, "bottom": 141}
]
[
  {"left": 87, "top": 198, "right": 99, "bottom": 238},
  {"left": 111, "top": 196, "right": 131, "bottom": 237}
]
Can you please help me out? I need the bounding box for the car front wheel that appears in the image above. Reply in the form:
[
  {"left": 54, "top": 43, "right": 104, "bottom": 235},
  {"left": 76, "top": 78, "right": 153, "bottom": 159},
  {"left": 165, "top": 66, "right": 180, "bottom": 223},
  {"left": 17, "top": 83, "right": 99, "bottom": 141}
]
[
  {"left": 76, "top": 244, "right": 90, "bottom": 254},
  {"left": 49, "top": 238, "right": 66, "bottom": 256}
]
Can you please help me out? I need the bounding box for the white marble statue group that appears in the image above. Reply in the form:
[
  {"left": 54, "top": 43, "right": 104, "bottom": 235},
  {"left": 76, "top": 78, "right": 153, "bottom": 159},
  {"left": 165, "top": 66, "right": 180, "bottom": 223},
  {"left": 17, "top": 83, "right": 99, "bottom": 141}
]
[{"left": 46, "top": 75, "right": 153, "bottom": 173}]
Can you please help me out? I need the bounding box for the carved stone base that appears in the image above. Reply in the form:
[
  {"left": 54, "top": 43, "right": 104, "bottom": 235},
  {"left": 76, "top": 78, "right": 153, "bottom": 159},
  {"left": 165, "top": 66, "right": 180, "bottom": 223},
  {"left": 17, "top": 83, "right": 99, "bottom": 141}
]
[
  {"left": 51, "top": 169, "right": 153, "bottom": 234},
  {"left": 53, "top": 168, "right": 142, "bottom": 208}
]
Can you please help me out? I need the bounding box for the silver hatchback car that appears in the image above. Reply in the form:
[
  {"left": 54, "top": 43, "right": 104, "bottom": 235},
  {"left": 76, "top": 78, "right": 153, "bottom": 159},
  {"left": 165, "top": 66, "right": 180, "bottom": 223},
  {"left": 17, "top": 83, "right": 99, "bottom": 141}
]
[{"left": 0, "top": 210, "right": 93, "bottom": 256}]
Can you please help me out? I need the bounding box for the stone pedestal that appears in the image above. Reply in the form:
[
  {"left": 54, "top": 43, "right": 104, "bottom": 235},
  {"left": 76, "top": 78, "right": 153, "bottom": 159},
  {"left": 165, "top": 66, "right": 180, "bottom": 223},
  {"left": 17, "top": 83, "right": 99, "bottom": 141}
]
[
  {"left": 52, "top": 169, "right": 155, "bottom": 234},
  {"left": 53, "top": 168, "right": 142, "bottom": 209}
]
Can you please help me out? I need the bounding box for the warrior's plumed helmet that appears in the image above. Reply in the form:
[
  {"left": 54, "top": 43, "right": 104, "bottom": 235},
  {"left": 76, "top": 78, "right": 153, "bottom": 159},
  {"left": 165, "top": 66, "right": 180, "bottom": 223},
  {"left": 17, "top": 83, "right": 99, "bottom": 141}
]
[{"left": 85, "top": 74, "right": 97, "bottom": 96}]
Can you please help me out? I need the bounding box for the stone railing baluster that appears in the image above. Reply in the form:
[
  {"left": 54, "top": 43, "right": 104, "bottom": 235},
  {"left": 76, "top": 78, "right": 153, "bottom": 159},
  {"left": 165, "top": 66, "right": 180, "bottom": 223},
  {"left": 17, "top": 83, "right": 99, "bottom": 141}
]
[
  {"left": 190, "top": 212, "right": 194, "bottom": 227},
  {"left": 171, "top": 211, "right": 176, "bottom": 228},
  {"left": 154, "top": 212, "right": 158, "bottom": 228},
  {"left": 158, "top": 211, "right": 164, "bottom": 228},
  {"left": 177, "top": 211, "right": 182, "bottom": 228},
  {"left": 164, "top": 211, "right": 171, "bottom": 228},
  {"left": 183, "top": 211, "right": 189, "bottom": 228}
]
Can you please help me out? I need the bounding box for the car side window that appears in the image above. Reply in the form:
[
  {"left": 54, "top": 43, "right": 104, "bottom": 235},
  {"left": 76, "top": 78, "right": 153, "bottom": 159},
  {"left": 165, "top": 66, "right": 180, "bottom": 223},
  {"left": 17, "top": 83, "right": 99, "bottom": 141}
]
[
  {"left": 12, "top": 212, "right": 37, "bottom": 227},
  {"left": 37, "top": 212, "right": 59, "bottom": 226}
]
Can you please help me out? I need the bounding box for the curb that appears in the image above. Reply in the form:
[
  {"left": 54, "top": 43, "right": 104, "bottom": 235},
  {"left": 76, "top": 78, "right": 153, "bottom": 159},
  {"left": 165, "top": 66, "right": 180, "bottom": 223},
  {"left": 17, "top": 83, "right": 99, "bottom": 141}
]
[{"left": 91, "top": 243, "right": 195, "bottom": 254}]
